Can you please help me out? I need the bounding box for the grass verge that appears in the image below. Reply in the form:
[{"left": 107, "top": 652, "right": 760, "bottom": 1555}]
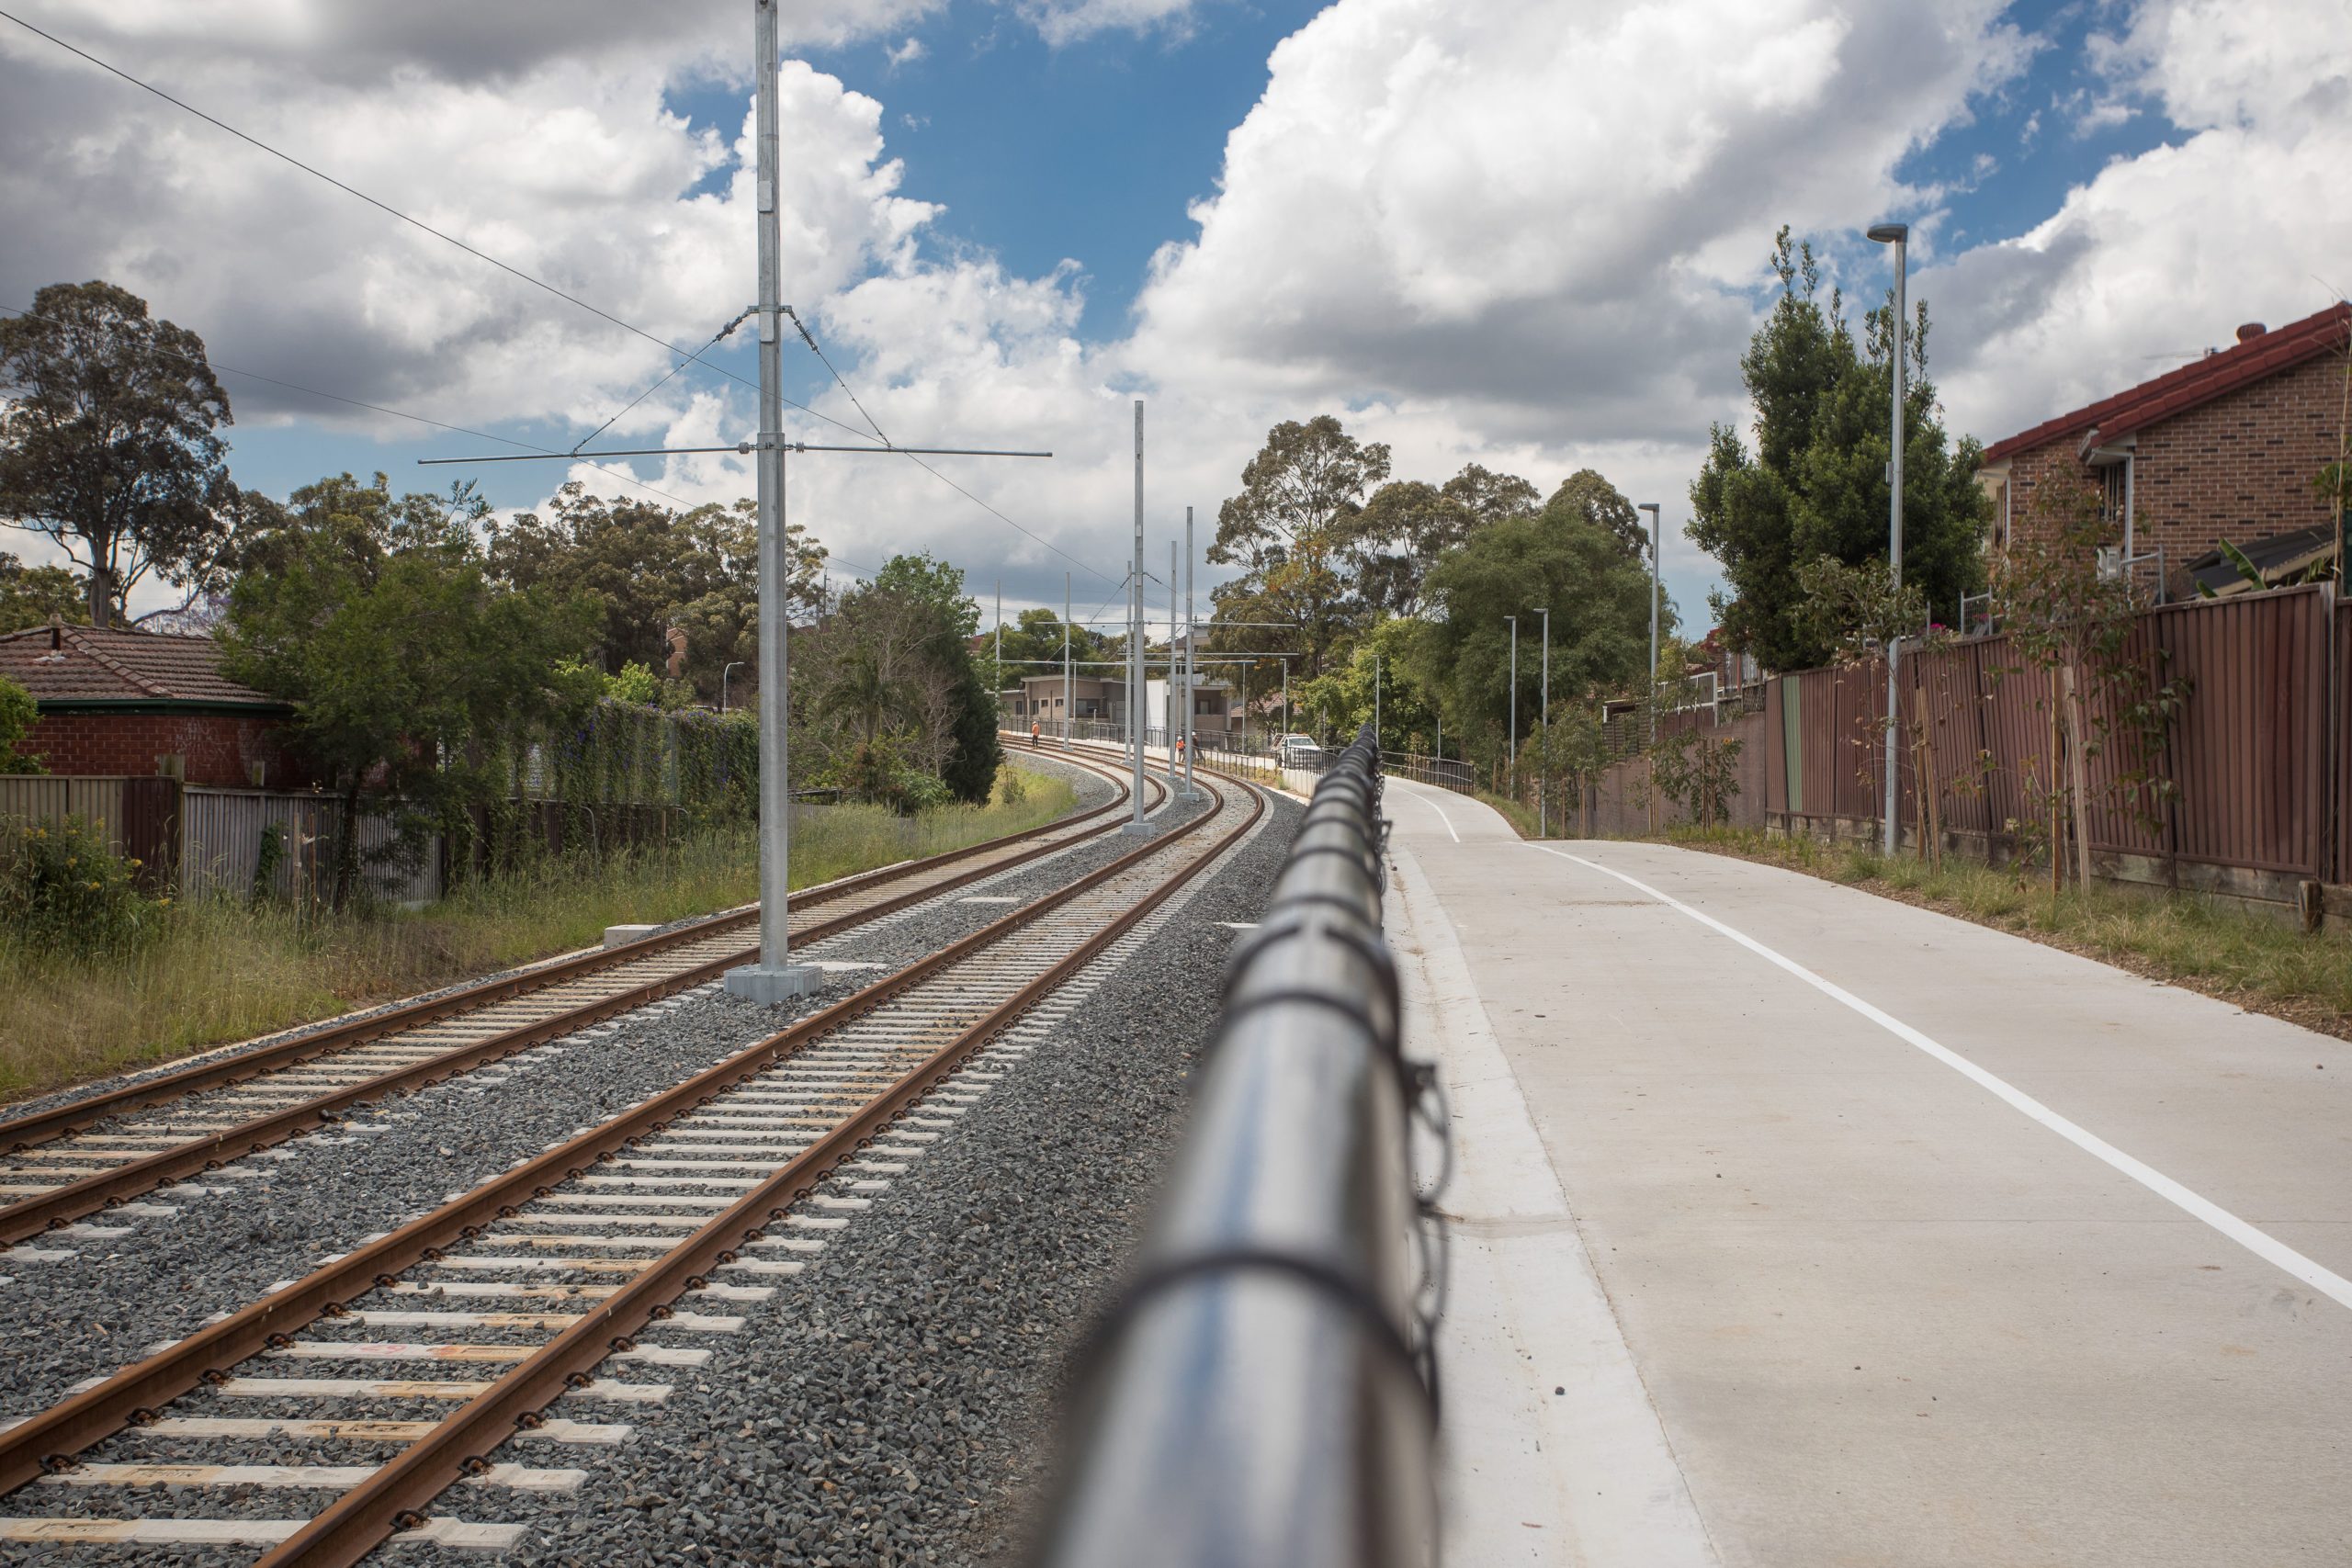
[
  {"left": 1665, "top": 824, "right": 2352, "bottom": 1043},
  {"left": 0, "top": 764, "right": 1078, "bottom": 1104}
]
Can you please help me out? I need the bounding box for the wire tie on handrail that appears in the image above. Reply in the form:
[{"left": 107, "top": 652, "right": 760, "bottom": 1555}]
[{"left": 1070, "top": 1247, "right": 1438, "bottom": 1422}]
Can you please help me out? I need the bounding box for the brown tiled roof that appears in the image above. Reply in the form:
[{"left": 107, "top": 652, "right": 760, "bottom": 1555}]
[
  {"left": 1982, "top": 301, "right": 2351, "bottom": 464},
  {"left": 0, "top": 622, "right": 281, "bottom": 708}
]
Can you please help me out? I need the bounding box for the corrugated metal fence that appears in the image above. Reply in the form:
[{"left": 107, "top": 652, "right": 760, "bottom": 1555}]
[
  {"left": 177, "top": 789, "right": 439, "bottom": 905},
  {"left": 0, "top": 780, "right": 438, "bottom": 905},
  {"left": 1766, "top": 585, "right": 2348, "bottom": 888}
]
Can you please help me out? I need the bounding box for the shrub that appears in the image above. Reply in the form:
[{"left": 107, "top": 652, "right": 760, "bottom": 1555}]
[{"left": 0, "top": 816, "right": 160, "bottom": 952}]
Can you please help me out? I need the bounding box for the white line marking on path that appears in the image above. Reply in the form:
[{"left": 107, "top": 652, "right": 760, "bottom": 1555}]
[
  {"left": 1389, "top": 780, "right": 1459, "bottom": 841},
  {"left": 1536, "top": 845, "right": 2352, "bottom": 1314}
]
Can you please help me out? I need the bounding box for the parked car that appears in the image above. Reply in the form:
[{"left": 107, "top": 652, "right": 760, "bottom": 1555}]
[{"left": 1277, "top": 734, "right": 1326, "bottom": 768}]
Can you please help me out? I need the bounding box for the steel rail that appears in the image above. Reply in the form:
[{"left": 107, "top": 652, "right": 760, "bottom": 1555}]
[
  {"left": 258, "top": 771, "right": 1264, "bottom": 1566},
  {"left": 0, "top": 754, "right": 1142, "bottom": 1155},
  {"left": 0, "top": 756, "right": 1158, "bottom": 1246},
  {"left": 0, "top": 767, "right": 1258, "bottom": 1517}
]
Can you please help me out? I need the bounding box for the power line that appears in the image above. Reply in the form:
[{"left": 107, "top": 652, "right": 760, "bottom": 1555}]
[
  {"left": 1, "top": 10, "right": 1119, "bottom": 592},
  {"left": 0, "top": 8, "right": 896, "bottom": 455},
  {"left": 573, "top": 306, "right": 753, "bottom": 455},
  {"left": 780, "top": 305, "right": 1122, "bottom": 588}
]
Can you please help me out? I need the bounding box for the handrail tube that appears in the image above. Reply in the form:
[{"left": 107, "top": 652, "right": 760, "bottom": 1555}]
[{"left": 1035, "top": 724, "right": 1435, "bottom": 1568}]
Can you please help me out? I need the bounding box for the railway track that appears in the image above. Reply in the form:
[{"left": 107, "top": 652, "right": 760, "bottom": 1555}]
[
  {"left": 0, "top": 751, "right": 1161, "bottom": 1248},
  {"left": 0, "top": 763, "right": 1263, "bottom": 1562}
]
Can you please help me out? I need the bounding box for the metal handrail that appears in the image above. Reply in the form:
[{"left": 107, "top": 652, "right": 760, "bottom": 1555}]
[{"left": 1033, "top": 724, "right": 1438, "bottom": 1568}]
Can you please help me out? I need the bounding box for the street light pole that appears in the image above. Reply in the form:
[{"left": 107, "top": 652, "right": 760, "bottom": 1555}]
[
  {"left": 1125, "top": 399, "right": 1149, "bottom": 835},
  {"left": 1639, "top": 502, "right": 1660, "bottom": 747},
  {"left": 725, "top": 0, "right": 820, "bottom": 1003},
  {"left": 1062, "top": 572, "right": 1072, "bottom": 749},
  {"left": 719, "top": 660, "right": 743, "bottom": 715},
  {"left": 1373, "top": 650, "right": 1381, "bottom": 753},
  {"left": 1506, "top": 615, "right": 1518, "bottom": 796},
  {"left": 1536, "top": 606, "right": 1551, "bottom": 839},
  {"left": 1869, "top": 221, "right": 1909, "bottom": 856}
]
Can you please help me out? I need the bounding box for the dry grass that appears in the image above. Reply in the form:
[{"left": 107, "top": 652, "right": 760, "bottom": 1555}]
[
  {"left": 1667, "top": 825, "right": 2352, "bottom": 1042},
  {"left": 0, "top": 764, "right": 1077, "bottom": 1103}
]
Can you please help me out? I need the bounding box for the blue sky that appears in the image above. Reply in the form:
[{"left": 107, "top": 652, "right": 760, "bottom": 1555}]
[{"left": 4, "top": 0, "right": 2344, "bottom": 631}]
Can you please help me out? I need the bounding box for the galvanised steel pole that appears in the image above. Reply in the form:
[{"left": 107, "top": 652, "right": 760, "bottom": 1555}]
[
  {"left": 1183, "top": 507, "right": 1196, "bottom": 798},
  {"left": 1537, "top": 606, "right": 1550, "bottom": 839},
  {"left": 1168, "top": 541, "right": 1181, "bottom": 788},
  {"left": 726, "top": 0, "right": 819, "bottom": 1004},
  {"left": 1506, "top": 615, "right": 1517, "bottom": 795},
  {"left": 1639, "top": 502, "right": 1660, "bottom": 748},
  {"left": 1373, "top": 651, "right": 1381, "bottom": 755},
  {"left": 1870, "top": 222, "right": 1909, "bottom": 856},
  {"left": 1062, "top": 572, "right": 1072, "bottom": 749},
  {"left": 1126, "top": 400, "right": 1148, "bottom": 834}
]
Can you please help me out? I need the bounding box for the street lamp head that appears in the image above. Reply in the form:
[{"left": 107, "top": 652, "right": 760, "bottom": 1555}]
[
  {"left": 1866, "top": 222, "right": 1908, "bottom": 245},
  {"left": 1637, "top": 502, "right": 1659, "bottom": 516}
]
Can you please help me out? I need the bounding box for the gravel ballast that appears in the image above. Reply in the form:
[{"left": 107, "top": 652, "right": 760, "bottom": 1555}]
[
  {"left": 0, "top": 754, "right": 1170, "bottom": 1422},
  {"left": 394, "top": 783, "right": 1303, "bottom": 1567}
]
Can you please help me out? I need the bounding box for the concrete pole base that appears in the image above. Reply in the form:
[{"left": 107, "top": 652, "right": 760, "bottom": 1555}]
[
  {"left": 1120, "top": 821, "right": 1157, "bottom": 838},
  {"left": 723, "top": 963, "right": 826, "bottom": 1004}
]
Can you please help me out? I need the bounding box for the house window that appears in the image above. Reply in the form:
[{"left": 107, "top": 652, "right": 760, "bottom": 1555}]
[{"left": 2099, "top": 464, "right": 2127, "bottom": 531}]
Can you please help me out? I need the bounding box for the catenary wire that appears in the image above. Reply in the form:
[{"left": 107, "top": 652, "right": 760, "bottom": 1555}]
[
  {"left": 572, "top": 306, "right": 754, "bottom": 455},
  {"left": 0, "top": 8, "right": 899, "bottom": 457},
  {"left": 780, "top": 305, "right": 1122, "bottom": 588},
  {"left": 1, "top": 11, "right": 1109, "bottom": 590}
]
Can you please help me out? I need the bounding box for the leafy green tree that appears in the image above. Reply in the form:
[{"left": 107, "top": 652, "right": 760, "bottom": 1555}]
[
  {"left": 1688, "top": 228, "right": 1988, "bottom": 671},
  {"left": 1208, "top": 416, "right": 1393, "bottom": 682},
  {"left": 0, "top": 282, "right": 240, "bottom": 627},
  {"left": 1407, "top": 491, "right": 1664, "bottom": 772},
  {"left": 0, "top": 673, "right": 42, "bottom": 773},
  {"left": 486, "top": 483, "right": 825, "bottom": 702},
  {"left": 870, "top": 552, "right": 981, "bottom": 639},
  {"left": 1292, "top": 617, "right": 1442, "bottom": 751},
  {"left": 221, "top": 473, "right": 601, "bottom": 908},
  {"left": 1544, "top": 469, "right": 1646, "bottom": 558},
  {"left": 989, "top": 607, "right": 1102, "bottom": 689},
  {"left": 1347, "top": 463, "right": 1540, "bottom": 617},
  {"left": 0, "top": 551, "right": 88, "bottom": 633},
  {"left": 797, "top": 554, "right": 999, "bottom": 806}
]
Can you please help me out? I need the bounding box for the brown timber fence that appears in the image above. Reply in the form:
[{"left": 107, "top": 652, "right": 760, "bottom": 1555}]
[{"left": 1760, "top": 584, "right": 2350, "bottom": 920}]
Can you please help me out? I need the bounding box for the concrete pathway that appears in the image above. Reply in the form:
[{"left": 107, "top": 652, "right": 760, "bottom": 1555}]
[{"left": 1385, "top": 780, "right": 2349, "bottom": 1568}]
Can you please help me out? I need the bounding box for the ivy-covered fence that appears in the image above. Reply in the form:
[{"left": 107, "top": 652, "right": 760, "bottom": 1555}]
[{"left": 454, "top": 702, "right": 761, "bottom": 879}]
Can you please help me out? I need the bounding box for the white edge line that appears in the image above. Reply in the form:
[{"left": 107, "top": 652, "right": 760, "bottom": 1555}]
[
  {"left": 1533, "top": 844, "right": 2352, "bottom": 1313},
  {"left": 1389, "top": 778, "right": 1460, "bottom": 842}
]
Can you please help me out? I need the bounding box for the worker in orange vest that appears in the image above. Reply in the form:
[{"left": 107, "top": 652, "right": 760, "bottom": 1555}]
[{"left": 1030, "top": 720, "right": 1041, "bottom": 749}]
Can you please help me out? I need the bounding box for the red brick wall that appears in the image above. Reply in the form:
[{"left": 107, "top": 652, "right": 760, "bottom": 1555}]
[
  {"left": 2003, "top": 352, "right": 2346, "bottom": 588},
  {"left": 20, "top": 712, "right": 321, "bottom": 788}
]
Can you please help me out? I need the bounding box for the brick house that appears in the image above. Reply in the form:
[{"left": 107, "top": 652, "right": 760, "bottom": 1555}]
[
  {"left": 1976, "top": 300, "right": 2349, "bottom": 599},
  {"left": 0, "top": 621, "right": 319, "bottom": 788}
]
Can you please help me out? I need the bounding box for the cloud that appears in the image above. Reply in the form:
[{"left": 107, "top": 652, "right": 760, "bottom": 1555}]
[
  {"left": 17, "top": 0, "right": 2341, "bottom": 640},
  {"left": 0, "top": 18, "right": 936, "bottom": 437},
  {"left": 1930, "top": 0, "right": 2352, "bottom": 447},
  {"left": 886, "top": 36, "right": 928, "bottom": 70},
  {"left": 1128, "top": 0, "right": 2030, "bottom": 450},
  {"left": 1011, "top": 0, "right": 1209, "bottom": 49}
]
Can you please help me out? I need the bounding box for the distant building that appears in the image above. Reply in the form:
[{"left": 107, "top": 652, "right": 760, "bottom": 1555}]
[
  {"left": 1976, "top": 301, "right": 2350, "bottom": 600},
  {"left": 0, "top": 621, "right": 318, "bottom": 788},
  {"left": 998, "top": 670, "right": 1235, "bottom": 735}
]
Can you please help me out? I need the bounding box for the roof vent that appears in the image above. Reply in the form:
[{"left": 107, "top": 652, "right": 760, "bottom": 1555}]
[{"left": 2236, "top": 321, "right": 2267, "bottom": 343}]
